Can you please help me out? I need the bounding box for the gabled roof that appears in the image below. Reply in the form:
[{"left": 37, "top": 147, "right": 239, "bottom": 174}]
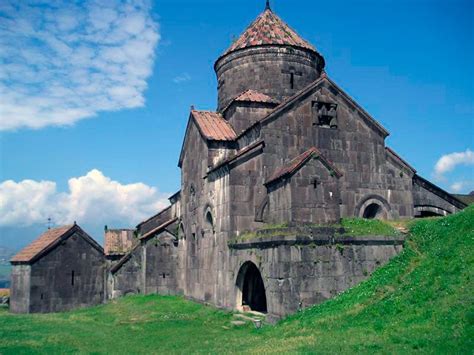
[
  {"left": 237, "top": 74, "right": 390, "bottom": 140},
  {"left": 265, "top": 147, "right": 342, "bottom": 186},
  {"left": 222, "top": 8, "right": 317, "bottom": 57},
  {"left": 234, "top": 90, "right": 279, "bottom": 105},
  {"left": 11, "top": 224, "right": 103, "bottom": 264},
  {"left": 191, "top": 110, "right": 237, "bottom": 141},
  {"left": 179, "top": 110, "right": 237, "bottom": 168},
  {"left": 222, "top": 90, "right": 279, "bottom": 114}
]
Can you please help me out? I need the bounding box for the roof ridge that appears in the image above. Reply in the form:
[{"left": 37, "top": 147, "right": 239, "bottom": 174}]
[
  {"left": 265, "top": 147, "right": 342, "bottom": 186},
  {"left": 191, "top": 110, "right": 237, "bottom": 142},
  {"left": 11, "top": 225, "right": 75, "bottom": 263}
]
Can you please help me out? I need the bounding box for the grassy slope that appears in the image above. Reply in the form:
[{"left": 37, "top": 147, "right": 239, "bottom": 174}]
[{"left": 0, "top": 207, "right": 473, "bottom": 354}]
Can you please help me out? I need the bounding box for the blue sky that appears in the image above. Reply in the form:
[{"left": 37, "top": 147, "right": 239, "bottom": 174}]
[{"left": 1, "top": 0, "right": 473, "bottom": 250}]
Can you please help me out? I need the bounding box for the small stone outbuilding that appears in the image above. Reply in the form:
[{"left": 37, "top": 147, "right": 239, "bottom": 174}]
[{"left": 10, "top": 224, "right": 105, "bottom": 313}]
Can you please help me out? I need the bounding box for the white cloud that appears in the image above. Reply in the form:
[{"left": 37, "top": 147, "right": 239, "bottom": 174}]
[
  {"left": 434, "top": 149, "right": 474, "bottom": 180},
  {"left": 0, "top": 170, "right": 169, "bottom": 228},
  {"left": 173, "top": 73, "right": 191, "bottom": 84},
  {"left": 0, "top": 0, "right": 160, "bottom": 131},
  {"left": 450, "top": 181, "right": 474, "bottom": 194}
]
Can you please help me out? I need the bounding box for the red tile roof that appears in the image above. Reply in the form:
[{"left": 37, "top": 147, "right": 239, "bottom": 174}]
[
  {"left": 223, "top": 8, "right": 316, "bottom": 56},
  {"left": 234, "top": 90, "right": 279, "bottom": 104},
  {"left": 191, "top": 110, "right": 237, "bottom": 141},
  {"left": 11, "top": 225, "right": 74, "bottom": 263},
  {"left": 265, "top": 147, "right": 342, "bottom": 185}
]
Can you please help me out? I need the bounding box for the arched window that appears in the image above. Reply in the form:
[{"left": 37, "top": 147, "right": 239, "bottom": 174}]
[
  {"left": 205, "top": 211, "right": 214, "bottom": 235},
  {"left": 178, "top": 223, "right": 185, "bottom": 240},
  {"left": 356, "top": 195, "right": 391, "bottom": 220}
]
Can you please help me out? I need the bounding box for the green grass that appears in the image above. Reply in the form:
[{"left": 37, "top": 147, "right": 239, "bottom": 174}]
[
  {"left": 236, "top": 218, "right": 400, "bottom": 242},
  {"left": 339, "top": 217, "right": 402, "bottom": 236},
  {"left": 1, "top": 207, "right": 473, "bottom": 353}
]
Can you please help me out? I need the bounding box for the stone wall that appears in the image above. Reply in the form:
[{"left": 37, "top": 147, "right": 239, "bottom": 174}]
[
  {"left": 215, "top": 46, "right": 323, "bottom": 110},
  {"left": 9, "top": 265, "right": 30, "bottom": 313},
  {"left": 12, "top": 230, "right": 105, "bottom": 313},
  {"left": 413, "top": 176, "right": 465, "bottom": 216},
  {"left": 230, "top": 80, "right": 415, "bottom": 225},
  {"left": 110, "top": 230, "right": 180, "bottom": 298},
  {"left": 109, "top": 245, "right": 142, "bottom": 298},
  {"left": 267, "top": 158, "right": 341, "bottom": 225},
  {"left": 144, "top": 232, "right": 179, "bottom": 295},
  {"left": 228, "top": 231, "right": 404, "bottom": 321}
]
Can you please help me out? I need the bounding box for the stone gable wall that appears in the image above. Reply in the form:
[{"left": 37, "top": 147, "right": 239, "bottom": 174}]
[{"left": 26, "top": 231, "right": 104, "bottom": 313}]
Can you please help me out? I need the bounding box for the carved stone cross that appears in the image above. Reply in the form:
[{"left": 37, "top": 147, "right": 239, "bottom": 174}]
[{"left": 282, "top": 68, "right": 302, "bottom": 89}]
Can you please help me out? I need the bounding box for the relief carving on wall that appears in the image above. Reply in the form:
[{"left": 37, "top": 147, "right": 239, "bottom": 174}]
[{"left": 313, "top": 91, "right": 338, "bottom": 129}]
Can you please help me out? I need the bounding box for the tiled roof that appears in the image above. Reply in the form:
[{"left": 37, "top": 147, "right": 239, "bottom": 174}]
[
  {"left": 265, "top": 147, "right": 342, "bottom": 185},
  {"left": 104, "top": 229, "right": 136, "bottom": 256},
  {"left": 234, "top": 90, "right": 279, "bottom": 104},
  {"left": 11, "top": 225, "right": 74, "bottom": 263},
  {"left": 223, "top": 8, "right": 316, "bottom": 56},
  {"left": 192, "top": 110, "right": 237, "bottom": 141}
]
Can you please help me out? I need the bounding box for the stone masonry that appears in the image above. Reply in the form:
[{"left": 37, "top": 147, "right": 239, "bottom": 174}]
[
  {"left": 11, "top": 4, "right": 466, "bottom": 318},
  {"left": 107, "top": 4, "right": 466, "bottom": 321}
]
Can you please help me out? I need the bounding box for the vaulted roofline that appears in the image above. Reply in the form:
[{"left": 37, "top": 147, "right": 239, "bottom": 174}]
[{"left": 413, "top": 175, "right": 467, "bottom": 210}]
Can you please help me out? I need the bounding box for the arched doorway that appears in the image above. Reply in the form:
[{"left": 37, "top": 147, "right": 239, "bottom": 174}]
[
  {"left": 363, "top": 203, "right": 382, "bottom": 219},
  {"left": 236, "top": 261, "right": 267, "bottom": 313},
  {"left": 356, "top": 195, "right": 391, "bottom": 219},
  {"left": 414, "top": 206, "right": 449, "bottom": 218}
]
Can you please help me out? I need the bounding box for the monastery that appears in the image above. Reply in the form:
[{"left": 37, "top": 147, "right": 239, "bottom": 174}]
[{"left": 11, "top": 2, "right": 466, "bottom": 319}]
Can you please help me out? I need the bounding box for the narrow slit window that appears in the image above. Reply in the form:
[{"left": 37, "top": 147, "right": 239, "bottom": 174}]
[{"left": 71, "top": 270, "right": 75, "bottom": 286}]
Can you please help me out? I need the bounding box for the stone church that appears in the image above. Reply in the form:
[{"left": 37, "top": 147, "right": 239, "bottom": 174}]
[
  {"left": 107, "top": 3, "right": 465, "bottom": 320},
  {"left": 11, "top": 3, "right": 466, "bottom": 318}
]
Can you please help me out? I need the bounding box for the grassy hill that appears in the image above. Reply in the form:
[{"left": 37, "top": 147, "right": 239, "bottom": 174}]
[{"left": 0, "top": 207, "right": 473, "bottom": 354}]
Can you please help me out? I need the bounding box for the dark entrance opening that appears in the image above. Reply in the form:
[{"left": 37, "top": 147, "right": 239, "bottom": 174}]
[
  {"left": 363, "top": 203, "right": 381, "bottom": 219},
  {"left": 416, "top": 210, "right": 443, "bottom": 218},
  {"left": 238, "top": 262, "right": 267, "bottom": 313}
]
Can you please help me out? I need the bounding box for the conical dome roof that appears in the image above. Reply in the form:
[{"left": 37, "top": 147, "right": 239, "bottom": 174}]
[{"left": 222, "top": 7, "right": 317, "bottom": 56}]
